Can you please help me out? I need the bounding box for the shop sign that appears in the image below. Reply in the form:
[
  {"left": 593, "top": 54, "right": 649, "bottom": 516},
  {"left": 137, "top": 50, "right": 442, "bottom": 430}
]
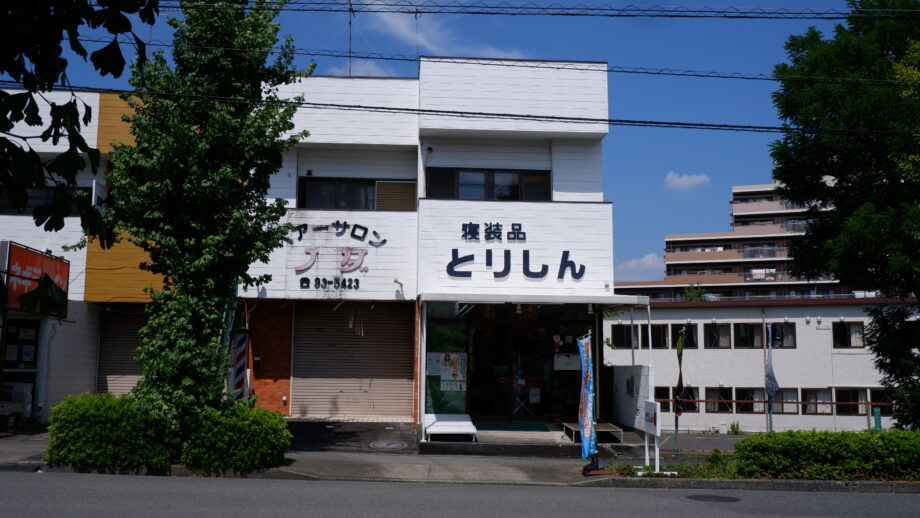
[
  {"left": 446, "top": 222, "right": 586, "bottom": 280},
  {"left": 641, "top": 400, "right": 661, "bottom": 436},
  {"left": 284, "top": 220, "right": 389, "bottom": 292},
  {"left": 2, "top": 242, "right": 69, "bottom": 317}
]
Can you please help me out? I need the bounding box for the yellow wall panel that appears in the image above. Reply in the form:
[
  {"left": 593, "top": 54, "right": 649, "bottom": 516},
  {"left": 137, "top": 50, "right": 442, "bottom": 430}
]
[
  {"left": 97, "top": 93, "right": 135, "bottom": 154},
  {"left": 84, "top": 236, "right": 159, "bottom": 303}
]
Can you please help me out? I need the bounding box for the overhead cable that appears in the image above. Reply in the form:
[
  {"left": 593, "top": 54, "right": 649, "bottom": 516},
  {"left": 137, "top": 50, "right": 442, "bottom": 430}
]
[
  {"left": 152, "top": 1, "right": 920, "bottom": 20},
  {"left": 76, "top": 37, "right": 920, "bottom": 87},
  {"left": 2, "top": 80, "right": 916, "bottom": 137}
]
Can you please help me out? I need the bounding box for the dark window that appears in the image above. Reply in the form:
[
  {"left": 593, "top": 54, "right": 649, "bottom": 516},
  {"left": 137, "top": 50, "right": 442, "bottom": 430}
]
[
  {"left": 774, "top": 388, "right": 798, "bottom": 415},
  {"left": 641, "top": 324, "right": 669, "bottom": 349},
  {"left": 705, "top": 387, "right": 732, "bottom": 413},
  {"left": 733, "top": 323, "right": 763, "bottom": 348},
  {"left": 297, "top": 178, "right": 375, "bottom": 210},
  {"left": 671, "top": 324, "right": 697, "bottom": 349},
  {"left": 425, "top": 168, "right": 551, "bottom": 201},
  {"left": 673, "top": 386, "right": 698, "bottom": 412},
  {"left": 833, "top": 322, "right": 865, "bottom": 348},
  {"left": 768, "top": 323, "right": 796, "bottom": 348},
  {"left": 655, "top": 386, "right": 670, "bottom": 412},
  {"left": 0, "top": 187, "right": 90, "bottom": 215},
  {"left": 736, "top": 388, "right": 765, "bottom": 414},
  {"left": 835, "top": 388, "right": 865, "bottom": 416},
  {"left": 704, "top": 323, "right": 731, "bottom": 349},
  {"left": 608, "top": 324, "right": 637, "bottom": 350},
  {"left": 870, "top": 388, "right": 893, "bottom": 416}
]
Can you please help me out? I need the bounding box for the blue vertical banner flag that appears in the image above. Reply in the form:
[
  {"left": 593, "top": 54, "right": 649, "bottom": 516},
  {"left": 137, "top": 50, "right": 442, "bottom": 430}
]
[
  {"left": 576, "top": 335, "right": 597, "bottom": 459},
  {"left": 765, "top": 324, "right": 780, "bottom": 399}
]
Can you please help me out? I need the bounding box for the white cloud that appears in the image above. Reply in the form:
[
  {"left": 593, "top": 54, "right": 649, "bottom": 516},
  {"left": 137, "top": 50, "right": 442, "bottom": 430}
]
[
  {"left": 327, "top": 59, "right": 397, "bottom": 77},
  {"left": 664, "top": 171, "right": 711, "bottom": 191},
  {"left": 368, "top": 13, "right": 526, "bottom": 58},
  {"left": 615, "top": 253, "right": 665, "bottom": 281}
]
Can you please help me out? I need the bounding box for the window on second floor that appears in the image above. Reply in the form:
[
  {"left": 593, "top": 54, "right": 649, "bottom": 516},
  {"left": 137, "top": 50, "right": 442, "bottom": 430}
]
[
  {"left": 833, "top": 322, "right": 865, "bottom": 348},
  {"left": 426, "top": 168, "right": 551, "bottom": 201},
  {"left": 297, "top": 178, "right": 417, "bottom": 210},
  {"left": 0, "top": 186, "right": 91, "bottom": 215}
]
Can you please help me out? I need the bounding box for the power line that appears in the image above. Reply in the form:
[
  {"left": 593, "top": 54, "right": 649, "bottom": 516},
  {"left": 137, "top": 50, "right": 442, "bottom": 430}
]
[
  {"left": 76, "top": 37, "right": 919, "bottom": 87},
  {"left": 152, "top": 1, "right": 920, "bottom": 20},
  {"left": 2, "top": 79, "right": 916, "bottom": 137}
]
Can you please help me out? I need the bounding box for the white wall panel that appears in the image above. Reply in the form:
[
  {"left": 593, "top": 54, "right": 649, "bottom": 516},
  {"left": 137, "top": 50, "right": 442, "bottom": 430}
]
[
  {"left": 298, "top": 147, "right": 417, "bottom": 179},
  {"left": 44, "top": 301, "right": 100, "bottom": 409},
  {"left": 552, "top": 140, "right": 603, "bottom": 202},
  {"left": 5, "top": 90, "right": 100, "bottom": 153},
  {"left": 421, "top": 138, "right": 551, "bottom": 171},
  {"left": 279, "top": 77, "right": 419, "bottom": 146},
  {"left": 268, "top": 149, "right": 298, "bottom": 206},
  {"left": 419, "top": 59, "right": 608, "bottom": 136},
  {"left": 417, "top": 199, "right": 613, "bottom": 298},
  {"left": 243, "top": 210, "right": 417, "bottom": 301}
]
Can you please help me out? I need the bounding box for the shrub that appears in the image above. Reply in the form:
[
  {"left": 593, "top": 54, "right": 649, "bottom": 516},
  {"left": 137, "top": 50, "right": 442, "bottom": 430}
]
[
  {"left": 181, "top": 403, "right": 291, "bottom": 473},
  {"left": 674, "top": 449, "right": 738, "bottom": 479},
  {"left": 609, "top": 463, "right": 637, "bottom": 477},
  {"left": 734, "top": 430, "right": 920, "bottom": 480},
  {"left": 45, "top": 393, "right": 172, "bottom": 471}
]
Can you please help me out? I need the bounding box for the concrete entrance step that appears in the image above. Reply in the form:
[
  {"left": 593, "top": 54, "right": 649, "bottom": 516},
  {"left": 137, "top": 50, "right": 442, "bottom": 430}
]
[{"left": 420, "top": 440, "right": 643, "bottom": 458}]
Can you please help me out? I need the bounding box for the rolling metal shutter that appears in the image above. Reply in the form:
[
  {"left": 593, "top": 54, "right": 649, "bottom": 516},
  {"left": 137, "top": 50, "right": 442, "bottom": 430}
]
[
  {"left": 96, "top": 307, "right": 145, "bottom": 394},
  {"left": 292, "top": 301, "right": 414, "bottom": 418},
  {"left": 376, "top": 181, "right": 417, "bottom": 211}
]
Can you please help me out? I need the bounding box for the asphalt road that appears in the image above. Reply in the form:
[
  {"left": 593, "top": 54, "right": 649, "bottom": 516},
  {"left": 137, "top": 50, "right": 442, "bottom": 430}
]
[{"left": 0, "top": 471, "right": 917, "bottom": 518}]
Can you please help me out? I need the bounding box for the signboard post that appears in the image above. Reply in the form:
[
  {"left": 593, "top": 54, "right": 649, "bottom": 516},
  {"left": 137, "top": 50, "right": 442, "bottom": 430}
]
[{"left": 641, "top": 399, "right": 661, "bottom": 473}]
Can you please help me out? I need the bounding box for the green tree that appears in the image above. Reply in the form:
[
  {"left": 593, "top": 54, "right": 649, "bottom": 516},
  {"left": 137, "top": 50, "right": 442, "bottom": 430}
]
[
  {"left": 0, "top": 1, "right": 159, "bottom": 243},
  {"left": 681, "top": 283, "right": 707, "bottom": 302},
  {"left": 771, "top": 0, "right": 920, "bottom": 428},
  {"left": 106, "top": 0, "right": 308, "bottom": 440}
]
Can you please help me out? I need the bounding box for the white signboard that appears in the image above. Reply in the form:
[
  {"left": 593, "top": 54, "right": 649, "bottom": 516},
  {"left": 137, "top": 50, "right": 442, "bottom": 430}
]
[
  {"left": 243, "top": 210, "right": 417, "bottom": 300},
  {"left": 641, "top": 400, "right": 661, "bottom": 436},
  {"left": 417, "top": 199, "right": 614, "bottom": 298}
]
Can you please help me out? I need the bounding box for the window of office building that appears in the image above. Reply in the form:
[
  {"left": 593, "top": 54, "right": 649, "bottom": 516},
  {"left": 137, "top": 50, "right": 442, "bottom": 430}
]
[
  {"left": 774, "top": 388, "right": 799, "bottom": 414},
  {"left": 704, "top": 323, "right": 731, "bottom": 349},
  {"left": 608, "top": 324, "right": 638, "bottom": 350},
  {"left": 655, "top": 386, "right": 671, "bottom": 412},
  {"left": 0, "top": 186, "right": 92, "bottom": 215},
  {"left": 832, "top": 322, "right": 865, "bottom": 348},
  {"left": 802, "top": 388, "right": 832, "bottom": 415},
  {"left": 673, "top": 386, "right": 698, "bottom": 412},
  {"left": 425, "top": 168, "right": 551, "bottom": 201},
  {"left": 733, "top": 323, "right": 763, "bottom": 348},
  {"left": 641, "top": 324, "right": 669, "bottom": 349},
  {"left": 671, "top": 323, "right": 697, "bottom": 349},
  {"left": 768, "top": 323, "right": 796, "bottom": 348},
  {"left": 705, "top": 387, "right": 732, "bottom": 413},
  {"left": 835, "top": 388, "right": 867, "bottom": 416},
  {"left": 870, "top": 388, "right": 893, "bottom": 416},
  {"left": 736, "top": 387, "right": 765, "bottom": 414}
]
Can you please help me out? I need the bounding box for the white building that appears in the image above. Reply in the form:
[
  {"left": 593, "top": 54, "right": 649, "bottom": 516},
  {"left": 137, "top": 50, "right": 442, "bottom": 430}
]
[
  {"left": 2, "top": 58, "right": 646, "bottom": 437},
  {"left": 609, "top": 184, "right": 899, "bottom": 433}
]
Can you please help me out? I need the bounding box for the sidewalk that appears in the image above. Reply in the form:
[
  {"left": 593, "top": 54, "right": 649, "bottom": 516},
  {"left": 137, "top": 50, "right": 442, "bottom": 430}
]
[{"left": 2, "top": 430, "right": 917, "bottom": 493}]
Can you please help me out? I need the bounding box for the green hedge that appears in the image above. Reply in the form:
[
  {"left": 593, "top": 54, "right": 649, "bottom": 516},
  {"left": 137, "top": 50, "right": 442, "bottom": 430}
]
[
  {"left": 734, "top": 430, "right": 920, "bottom": 480},
  {"left": 181, "top": 403, "right": 292, "bottom": 473},
  {"left": 46, "top": 394, "right": 291, "bottom": 473},
  {"left": 45, "top": 393, "right": 172, "bottom": 471}
]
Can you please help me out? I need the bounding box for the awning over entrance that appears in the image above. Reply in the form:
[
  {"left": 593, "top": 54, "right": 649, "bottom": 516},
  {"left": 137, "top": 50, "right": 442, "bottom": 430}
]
[{"left": 419, "top": 293, "right": 648, "bottom": 307}]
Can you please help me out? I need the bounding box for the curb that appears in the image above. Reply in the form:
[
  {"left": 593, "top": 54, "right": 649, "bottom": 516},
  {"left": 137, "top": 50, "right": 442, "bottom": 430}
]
[
  {"left": 574, "top": 475, "right": 920, "bottom": 493},
  {"left": 20, "top": 461, "right": 920, "bottom": 493}
]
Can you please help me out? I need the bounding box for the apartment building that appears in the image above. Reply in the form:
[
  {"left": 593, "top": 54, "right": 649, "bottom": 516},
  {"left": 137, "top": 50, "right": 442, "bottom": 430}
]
[
  {"left": 609, "top": 184, "right": 900, "bottom": 433},
  {"left": 2, "top": 58, "right": 645, "bottom": 437}
]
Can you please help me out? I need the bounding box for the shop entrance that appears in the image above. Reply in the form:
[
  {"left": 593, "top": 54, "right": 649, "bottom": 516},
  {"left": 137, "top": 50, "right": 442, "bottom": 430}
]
[{"left": 425, "top": 303, "right": 593, "bottom": 420}]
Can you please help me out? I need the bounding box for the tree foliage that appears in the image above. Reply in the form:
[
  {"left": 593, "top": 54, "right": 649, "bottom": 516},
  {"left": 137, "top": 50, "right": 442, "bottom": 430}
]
[
  {"left": 107, "top": 0, "right": 308, "bottom": 436},
  {"left": 0, "top": 1, "right": 159, "bottom": 243},
  {"left": 771, "top": 0, "right": 920, "bottom": 428},
  {"left": 681, "top": 283, "right": 707, "bottom": 302},
  {"left": 771, "top": 0, "right": 920, "bottom": 298}
]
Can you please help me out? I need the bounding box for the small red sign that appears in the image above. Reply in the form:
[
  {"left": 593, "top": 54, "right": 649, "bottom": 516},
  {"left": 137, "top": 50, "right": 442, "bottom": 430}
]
[{"left": 5, "top": 243, "right": 70, "bottom": 317}]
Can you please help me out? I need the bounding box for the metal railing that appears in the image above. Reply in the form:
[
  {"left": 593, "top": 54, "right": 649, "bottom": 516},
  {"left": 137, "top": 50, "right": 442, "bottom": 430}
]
[{"left": 654, "top": 399, "right": 898, "bottom": 433}]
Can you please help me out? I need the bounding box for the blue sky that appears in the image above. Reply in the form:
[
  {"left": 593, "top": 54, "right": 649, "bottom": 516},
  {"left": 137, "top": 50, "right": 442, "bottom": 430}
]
[{"left": 58, "top": 1, "right": 846, "bottom": 281}]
